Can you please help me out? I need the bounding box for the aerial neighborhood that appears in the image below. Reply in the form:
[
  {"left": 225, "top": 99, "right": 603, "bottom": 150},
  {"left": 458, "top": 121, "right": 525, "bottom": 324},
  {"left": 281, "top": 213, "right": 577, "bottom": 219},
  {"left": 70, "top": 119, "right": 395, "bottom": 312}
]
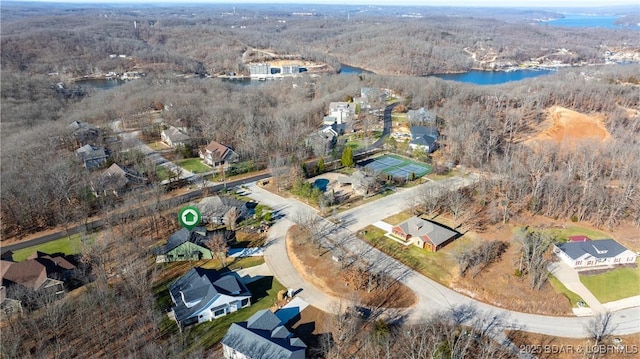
[{"left": 2, "top": 2, "right": 640, "bottom": 358}]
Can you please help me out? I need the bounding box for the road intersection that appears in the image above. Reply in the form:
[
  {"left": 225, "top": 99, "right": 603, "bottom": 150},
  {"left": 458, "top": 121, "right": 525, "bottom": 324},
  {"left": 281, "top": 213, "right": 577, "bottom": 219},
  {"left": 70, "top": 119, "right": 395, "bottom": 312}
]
[{"left": 244, "top": 177, "right": 640, "bottom": 338}]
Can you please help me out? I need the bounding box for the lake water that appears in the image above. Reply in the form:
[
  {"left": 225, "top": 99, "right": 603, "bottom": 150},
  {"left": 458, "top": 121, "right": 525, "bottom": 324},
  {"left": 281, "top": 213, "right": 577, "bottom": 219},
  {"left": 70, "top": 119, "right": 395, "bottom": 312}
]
[
  {"left": 74, "top": 78, "right": 126, "bottom": 90},
  {"left": 433, "top": 69, "right": 554, "bottom": 85},
  {"left": 339, "top": 64, "right": 368, "bottom": 74},
  {"left": 546, "top": 15, "right": 640, "bottom": 29}
]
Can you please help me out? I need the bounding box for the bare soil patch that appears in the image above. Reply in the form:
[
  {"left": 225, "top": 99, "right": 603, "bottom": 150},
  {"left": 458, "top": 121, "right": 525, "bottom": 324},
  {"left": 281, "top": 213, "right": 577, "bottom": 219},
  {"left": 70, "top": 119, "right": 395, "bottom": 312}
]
[
  {"left": 525, "top": 106, "right": 612, "bottom": 146},
  {"left": 286, "top": 225, "right": 417, "bottom": 309},
  {"left": 507, "top": 330, "right": 640, "bottom": 359}
]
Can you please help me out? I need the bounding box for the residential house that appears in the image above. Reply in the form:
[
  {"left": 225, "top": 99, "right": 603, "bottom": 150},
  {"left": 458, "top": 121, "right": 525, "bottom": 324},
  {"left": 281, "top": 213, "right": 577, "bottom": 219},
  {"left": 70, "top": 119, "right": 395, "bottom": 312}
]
[
  {"left": 169, "top": 267, "right": 251, "bottom": 327},
  {"left": 221, "top": 309, "right": 307, "bottom": 359},
  {"left": 391, "top": 216, "right": 459, "bottom": 252},
  {"left": 409, "top": 126, "right": 439, "bottom": 153},
  {"left": 91, "top": 163, "right": 147, "bottom": 197},
  {"left": 306, "top": 130, "right": 336, "bottom": 157},
  {"left": 554, "top": 239, "right": 637, "bottom": 269},
  {"left": 407, "top": 108, "right": 436, "bottom": 125},
  {"left": 67, "top": 120, "right": 101, "bottom": 146},
  {"left": 75, "top": 144, "right": 109, "bottom": 169},
  {"left": 161, "top": 126, "right": 191, "bottom": 148},
  {"left": 329, "top": 102, "right": 355, "bottom": 124},
  {"left": 30, "top": 252, "right": 77, "bottom": 282},
  {"left": 155, "top": 227, "right": 212, "bottom": 262},
  {"left": 1, "top": 258, "right": 66, "bottom": 299},
  {"left": 196, "top": 196, "right": 248, "bottom": 227},
  {"left": 199, "top": 140, "right": 239, "bottom": 169}
]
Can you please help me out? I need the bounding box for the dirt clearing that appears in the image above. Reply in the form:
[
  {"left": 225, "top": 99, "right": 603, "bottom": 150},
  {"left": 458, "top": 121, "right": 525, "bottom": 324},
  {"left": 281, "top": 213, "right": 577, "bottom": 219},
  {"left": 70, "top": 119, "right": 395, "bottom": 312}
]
[{"left": 526, "top": 106, "right": 611, "bottom": 146}]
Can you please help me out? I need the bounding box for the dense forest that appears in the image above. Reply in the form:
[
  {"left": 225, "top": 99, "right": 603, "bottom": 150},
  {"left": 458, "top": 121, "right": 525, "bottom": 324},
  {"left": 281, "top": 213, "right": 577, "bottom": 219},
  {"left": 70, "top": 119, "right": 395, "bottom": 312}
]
[{"left": 1, "top": 2, "right": 639, "bottom": 357}]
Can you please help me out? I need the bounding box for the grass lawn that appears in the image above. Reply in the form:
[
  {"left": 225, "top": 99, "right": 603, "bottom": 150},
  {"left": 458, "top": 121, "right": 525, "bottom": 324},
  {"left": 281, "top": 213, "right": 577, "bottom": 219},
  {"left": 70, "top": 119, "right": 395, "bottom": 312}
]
[
  {"left": 359, "top": 226, "right": 468, "bottom": 285},
  {"left": 544, "top": 226, "right": 611, "bottom": 242},
  {"left": 148, "top": 141, "right": 170, "bottom": 151},
  {"left": 11, "top": 233, "right": 91, "bottom": 261},
  {"left": 156, "top": 165, "right": 171, "bottom": 180},
  {"left": 549, "top": 275, "right": 587, "bottom": 308},
  {"left": 175, "top": 158, "right": 211, "bottom": 174},
  {"left": 579, "top": 266, "right": 640, "bottom": 303},
  {"left": 182, "top": 276, "right": 285, "bottom": 353},
  {"left": 383, "top": 211, "right": 413, "bottom": 225}
]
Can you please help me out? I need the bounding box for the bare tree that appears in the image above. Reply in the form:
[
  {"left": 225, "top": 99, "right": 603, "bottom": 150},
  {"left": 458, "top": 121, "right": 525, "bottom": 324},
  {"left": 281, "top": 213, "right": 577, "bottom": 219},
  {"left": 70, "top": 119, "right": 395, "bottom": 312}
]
[
  {"left": 586, "top": 312, "right": 615, "bottom": 345},
  {"left": 515, "top": 230, "right": 552, "bottom": 290},
  {"left": 206, "top": 232, "right": 229, "bottom": 267}
]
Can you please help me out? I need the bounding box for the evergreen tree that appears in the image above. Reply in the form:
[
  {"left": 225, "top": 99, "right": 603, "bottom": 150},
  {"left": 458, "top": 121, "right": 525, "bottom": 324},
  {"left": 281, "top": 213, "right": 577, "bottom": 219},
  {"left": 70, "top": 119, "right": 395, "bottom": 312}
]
[{"left": 341, "top": 147, "right": 354, "bottom": 167}]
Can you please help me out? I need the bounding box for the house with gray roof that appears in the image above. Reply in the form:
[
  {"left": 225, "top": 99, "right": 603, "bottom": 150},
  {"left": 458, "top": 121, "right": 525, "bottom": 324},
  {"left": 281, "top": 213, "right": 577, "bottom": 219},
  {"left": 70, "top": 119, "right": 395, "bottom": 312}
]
[
  {"left": 154, "top": 227, "right": 234, "bottom": 262},
  {"left": 221, "top": 309, "right": 306, "bottom": 359},
  {"left": 196, "top": 196, "right": 248, "bottom": 227},
  {"left": 554, "top": 239, "right": 637, "bottom": 269},
  {"left": 75, "top": 144, "right": 109, "bottom": 169},
  {"left": 169, "top": 267, "right": 251, "bottom": 327},
  {"left": 161, "top": 126, "right": 190, "bottom": 147},
  {"left": 391, "top": 216, "right": 459, "bottom": 252},
  {"left": 409, "top": 126, "right": 439, "bottom": 153},
  {"left": 91, "top": 163, "right": 147, "bottom": 197}
]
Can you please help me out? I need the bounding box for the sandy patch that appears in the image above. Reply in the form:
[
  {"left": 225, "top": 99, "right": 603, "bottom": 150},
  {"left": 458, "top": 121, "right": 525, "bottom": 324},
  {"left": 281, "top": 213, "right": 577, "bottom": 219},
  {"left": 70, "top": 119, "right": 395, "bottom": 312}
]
[{"left": 525, "top": 106, "right": 612, "bottom": 146}]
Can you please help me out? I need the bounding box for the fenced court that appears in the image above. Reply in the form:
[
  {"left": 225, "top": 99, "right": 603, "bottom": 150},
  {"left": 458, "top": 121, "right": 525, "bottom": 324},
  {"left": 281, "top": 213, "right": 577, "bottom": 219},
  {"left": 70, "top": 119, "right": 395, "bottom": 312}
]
[{"left": 361, "top": 154, "right": 431, "bottom": 180}]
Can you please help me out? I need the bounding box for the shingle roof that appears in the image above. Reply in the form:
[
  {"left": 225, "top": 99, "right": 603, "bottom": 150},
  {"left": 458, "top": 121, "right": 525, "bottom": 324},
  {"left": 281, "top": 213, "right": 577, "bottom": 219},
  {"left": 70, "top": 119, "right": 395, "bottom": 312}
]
[
  {"left": 162, "top": 126, "right": 190, "bottom": 143},
  {"left": 557, "top": 239, "right": 630, "bottom": 260},
  {"left": 221, "top": 310, "right": 306, "bottom": 359},
  {"left": 203, "top": 141, "right": 236, "bottom": 163},
  {"left": 247, "top": 309, "right": 282, "bottom": 331},
  {"left": 396, "top": 216, "right": 458, "bottom": 246},
  {"left": 161, "top": 227, "right": 208, "bottom": 254},
  {"left": 410, "top": 126, "right": 439, "bottom": 147},
  {"left": 196, "top": 196, "right": 245, "bottom": 218},
  {"left": 169, "top": 268, "right": 251, "bottom": 324},
  {"left": 2, "top": 260, "right": 47, "bottom": 289},
  {"left": 408, "top": 108, "right": 436, "bottom": 123}
]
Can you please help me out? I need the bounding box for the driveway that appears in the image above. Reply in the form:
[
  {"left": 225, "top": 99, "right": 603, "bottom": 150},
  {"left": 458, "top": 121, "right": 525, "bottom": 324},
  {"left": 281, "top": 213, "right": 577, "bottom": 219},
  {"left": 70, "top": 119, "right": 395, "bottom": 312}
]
[
  {"left": 246, "top": 178, "right": 640, "bottom": 338},
  {"left": 548, "top": 261, "right": 605, "bottom": 314}
]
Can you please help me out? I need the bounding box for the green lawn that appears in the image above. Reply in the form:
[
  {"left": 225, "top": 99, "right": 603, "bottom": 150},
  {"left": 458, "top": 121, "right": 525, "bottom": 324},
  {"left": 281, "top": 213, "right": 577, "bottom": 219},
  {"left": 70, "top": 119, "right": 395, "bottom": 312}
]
[
  {"left": 11, "top": 233, "right": 91, "bottom": 261},
  {"left": 175, "top": 158, "right": 211, "bottom": 174},
  {"left": 545, "top": 226, "right": 611, "bottom": 242},
  {"left": 549, "top": 275, "right": 587, "bottom": 308},
  {"left": 580, "top": 265, "right": 640, "bottom": 303},
  {"left": 182, "top": 276, "right": 285, "bottom": 353},
  {"left": 156, "top": 165, "right": 172, "bottom": 180},
  {"left": 359, "top": 226, "right": 467, "bottom": 285}
]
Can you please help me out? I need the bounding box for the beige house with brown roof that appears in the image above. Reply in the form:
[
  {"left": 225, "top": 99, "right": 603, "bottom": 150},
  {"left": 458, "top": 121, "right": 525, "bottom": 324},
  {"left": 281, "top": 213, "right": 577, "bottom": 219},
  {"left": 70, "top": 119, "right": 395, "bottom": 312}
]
[{"left": 199, "top": 140, "right": 239, "bottom": 169}]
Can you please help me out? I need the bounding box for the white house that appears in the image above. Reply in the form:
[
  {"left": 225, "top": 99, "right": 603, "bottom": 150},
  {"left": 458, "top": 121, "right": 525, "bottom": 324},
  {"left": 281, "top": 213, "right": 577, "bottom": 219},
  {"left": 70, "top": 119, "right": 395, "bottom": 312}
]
[
  {"left": 329, "top": 102, "right": 355, "bottom": 124},
  {"left": 199, "top": 140, "right": 239, "bottom": 168},
  {"left": 554, "top": 239, "right": 637, "bottom": 269},
  {"left": 169, "top": 268, "right": 251, "bottom": 327},
  {"left": 221, "top": 309, "right": 306, "bottom": 359},
  {"left": 161, "top": 126, "right": 190, "bottom": 147},
  {"left": 409, "top": 126, "right": 439, "bottom": 153}
]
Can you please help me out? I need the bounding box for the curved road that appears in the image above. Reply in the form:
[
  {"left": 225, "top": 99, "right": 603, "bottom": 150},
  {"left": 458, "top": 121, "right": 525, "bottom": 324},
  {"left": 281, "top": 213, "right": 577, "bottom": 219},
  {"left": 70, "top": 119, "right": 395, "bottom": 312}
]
[{"left": 245, "top": 179, "right": 640, "bottom": 338}]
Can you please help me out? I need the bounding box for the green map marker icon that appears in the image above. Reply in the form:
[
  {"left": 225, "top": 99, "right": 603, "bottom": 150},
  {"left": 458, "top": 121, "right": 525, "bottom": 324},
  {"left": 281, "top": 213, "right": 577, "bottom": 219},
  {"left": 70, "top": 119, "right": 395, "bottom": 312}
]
[{"left": 178, "top": 206, "right": 201, "bottom": 230}]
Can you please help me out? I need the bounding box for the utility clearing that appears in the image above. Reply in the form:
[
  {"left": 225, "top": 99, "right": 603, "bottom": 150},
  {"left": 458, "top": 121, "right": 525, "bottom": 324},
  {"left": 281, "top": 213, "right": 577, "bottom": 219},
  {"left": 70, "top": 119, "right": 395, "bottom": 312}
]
[{"left": 526, "top": 106, "right": 612, "bottom": 146}]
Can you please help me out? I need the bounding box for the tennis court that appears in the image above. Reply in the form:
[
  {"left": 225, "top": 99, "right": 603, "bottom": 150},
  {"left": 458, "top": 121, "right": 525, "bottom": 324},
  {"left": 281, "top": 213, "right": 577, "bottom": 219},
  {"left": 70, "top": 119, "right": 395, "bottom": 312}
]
[{"left": 361, "top": 154, "right": 431, "bottom": 180}]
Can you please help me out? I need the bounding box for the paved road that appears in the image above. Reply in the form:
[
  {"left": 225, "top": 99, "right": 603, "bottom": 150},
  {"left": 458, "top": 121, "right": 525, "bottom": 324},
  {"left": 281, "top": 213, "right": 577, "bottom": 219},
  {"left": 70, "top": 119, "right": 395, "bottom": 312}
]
[{"left": 245, "top": 179, "right": 640, "bottom": 338}]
